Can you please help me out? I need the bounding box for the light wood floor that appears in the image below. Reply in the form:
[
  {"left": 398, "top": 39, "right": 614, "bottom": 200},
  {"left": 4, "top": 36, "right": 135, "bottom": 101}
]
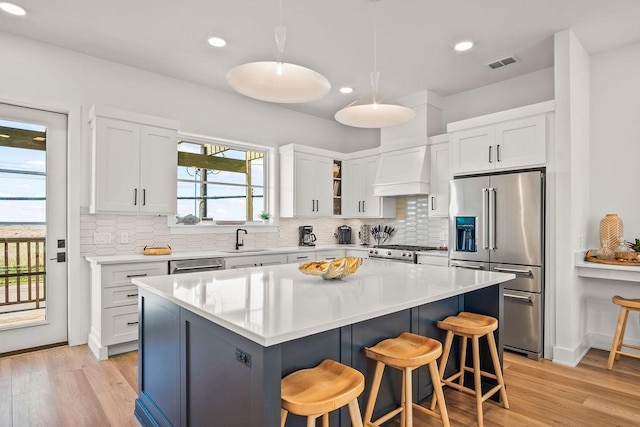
[{"left": 1, "top": 346, "right": 639, "bottom": 426}]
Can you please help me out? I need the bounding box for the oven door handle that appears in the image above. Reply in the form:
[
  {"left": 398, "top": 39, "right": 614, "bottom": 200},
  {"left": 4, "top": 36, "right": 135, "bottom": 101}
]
[
  {"left": 451, "top": 263, "right": 485, "bottom": 270},
  {"left": 494, "top": 267, "right": 533, "bottom": 276},
  {"left": 504, "top": 292, "right": 533, "bottom": 303}
]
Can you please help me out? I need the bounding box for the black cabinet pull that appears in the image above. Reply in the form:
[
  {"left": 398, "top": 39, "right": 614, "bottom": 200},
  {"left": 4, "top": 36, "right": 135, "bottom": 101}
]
[
  {"left": 488, "top": 146, "right": 493, "bottom": 163},
  {"left": 126, "top": 293, "right": 138, "bottom": 297},
  {"left": 143, "top": 189, "right": 146, "bottom": 205},
  {"left": 126, "top": 273, "right": 148, "bottom": 278},
  {"left": 497, "top": 144, "right": 501, "bottom": 162},
  {"left": 134, "top": 188, "right": 138, "bottom": 205},
  {"left": 127, "top": 321, "right": 139, "bottom": 326}
]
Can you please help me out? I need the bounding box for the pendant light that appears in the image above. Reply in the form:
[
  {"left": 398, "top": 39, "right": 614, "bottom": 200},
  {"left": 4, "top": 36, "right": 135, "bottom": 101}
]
[
  {"left": 226, "top": 1, "right": 330, "bottom": 104},
  {"left": 334, "top": 1, "right": 415, "bottom": 128}
]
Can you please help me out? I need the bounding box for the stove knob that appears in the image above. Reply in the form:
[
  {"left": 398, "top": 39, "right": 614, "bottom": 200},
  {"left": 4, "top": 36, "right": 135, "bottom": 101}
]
[
  {"left": 402, "top": 252, "right": 408, "bottom": 257},
  {"left": 373, "top": 250, "right": 378, "bottom": 255},
  {"left": 387, "top": 251, "right": 392, "bottom": 256}
]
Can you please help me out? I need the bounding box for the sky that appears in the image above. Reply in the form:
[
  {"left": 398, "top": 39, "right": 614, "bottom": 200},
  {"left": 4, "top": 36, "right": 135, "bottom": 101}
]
[{"left": 0, "top": 119, "right": 46, "bottom": 223}]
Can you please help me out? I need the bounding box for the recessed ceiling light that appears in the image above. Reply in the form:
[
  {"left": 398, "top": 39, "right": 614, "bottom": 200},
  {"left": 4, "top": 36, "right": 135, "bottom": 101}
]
[
  {"left": 0, "top": 134, "right": 10, "bottom": 138},
  {"left": 0, "top": 2, "right": 26, "bottom": 16},
  {"left": 454, "top": 41, "right": 474, "bottom": 52},
  {"left": 207, "top": 37, "right": 227, "bottom": 48},
  {"left": 339, "top": 87, "right": 353, "bottom": 94}
]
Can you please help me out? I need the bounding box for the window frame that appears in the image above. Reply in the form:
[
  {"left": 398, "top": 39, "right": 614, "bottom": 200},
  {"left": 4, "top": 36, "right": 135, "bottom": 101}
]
[{"left": 168, "top": 131, "right": 278, "bottom": 234}]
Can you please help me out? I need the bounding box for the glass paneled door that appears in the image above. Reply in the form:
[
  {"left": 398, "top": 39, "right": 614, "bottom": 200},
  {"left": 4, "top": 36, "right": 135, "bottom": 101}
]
[{"left": 0, "top": 103, "right": 67, "bottom": 353}]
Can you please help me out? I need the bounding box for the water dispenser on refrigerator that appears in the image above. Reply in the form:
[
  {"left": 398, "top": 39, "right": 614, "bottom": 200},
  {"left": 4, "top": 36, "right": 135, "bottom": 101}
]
[{"left": 455, "top": 216, "right": 476, "bottom": 252}]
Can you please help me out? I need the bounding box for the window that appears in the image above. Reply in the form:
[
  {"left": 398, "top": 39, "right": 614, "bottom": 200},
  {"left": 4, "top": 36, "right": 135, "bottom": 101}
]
[{"left": 176, "top": 136, "right": 268, "bottom": 223}]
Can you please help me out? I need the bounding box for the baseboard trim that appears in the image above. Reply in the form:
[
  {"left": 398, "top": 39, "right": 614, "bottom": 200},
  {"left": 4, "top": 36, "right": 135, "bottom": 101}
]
[{"left": 552, "top": 337, "right": 590, "bottom": 367}]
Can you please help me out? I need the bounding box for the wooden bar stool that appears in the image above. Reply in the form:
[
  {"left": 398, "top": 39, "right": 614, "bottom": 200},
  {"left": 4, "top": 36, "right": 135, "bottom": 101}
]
[
  {"left": 430, "top": 312, "right": 508, "bottom": 427},
  {"left": 607, "top": 295, "right": 640, "bottom": 370},
  {"left": 363, "top": 332, "right": 450, "bottom": 427},
  {"left": 281, "top": 359, "right": 365, "bottom": 427}
]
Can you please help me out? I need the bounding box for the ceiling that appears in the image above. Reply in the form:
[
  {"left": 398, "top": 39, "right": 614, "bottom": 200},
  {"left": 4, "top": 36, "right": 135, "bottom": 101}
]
[{"left": 2, "top": 0, "right": 640, "bottom": 121}]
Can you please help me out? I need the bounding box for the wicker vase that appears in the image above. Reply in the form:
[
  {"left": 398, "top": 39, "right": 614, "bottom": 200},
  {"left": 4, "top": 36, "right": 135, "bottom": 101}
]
[{"left": 600, "top": 214, "right": 623, "bottom": 251}]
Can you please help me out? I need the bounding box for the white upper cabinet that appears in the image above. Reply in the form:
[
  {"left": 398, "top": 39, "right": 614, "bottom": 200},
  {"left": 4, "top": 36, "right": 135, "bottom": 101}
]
[
  {"left": 343, "top": 155, "right": 395, "bottom": 218},
  {"left": 280, "top": 144, "right": 335, "bottom": 217},
  {"left": 90, "top": 106, "right": 179, "bottom": 214},
  {"left": 428, "top": 136, "right": 449, "bottom": 217},
  {"left": 448, "top": 101, "right": 553, "bottom": 176}
]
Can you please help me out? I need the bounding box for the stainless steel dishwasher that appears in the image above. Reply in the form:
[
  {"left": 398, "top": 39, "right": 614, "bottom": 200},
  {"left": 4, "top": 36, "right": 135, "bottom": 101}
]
[{"left": 169, "top": 258, "right": 225, "bottom": 274}]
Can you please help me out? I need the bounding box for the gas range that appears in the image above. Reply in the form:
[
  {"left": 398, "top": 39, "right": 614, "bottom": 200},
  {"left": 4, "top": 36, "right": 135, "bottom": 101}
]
[{"left": 367, "top": 245, "right": 440, "bottom": 263}]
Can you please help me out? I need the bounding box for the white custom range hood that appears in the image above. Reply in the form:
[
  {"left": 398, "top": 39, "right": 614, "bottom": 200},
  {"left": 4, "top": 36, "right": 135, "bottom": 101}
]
[
  {"left": 372, "top": 145, "right": 430, "bottom": 196},
  {"left": 372, "top": 90, "right": 442, "bottom": 197}
]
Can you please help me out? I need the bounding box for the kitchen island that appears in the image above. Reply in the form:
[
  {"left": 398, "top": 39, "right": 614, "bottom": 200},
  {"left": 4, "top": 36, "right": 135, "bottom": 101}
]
[{"left": 132, "top": 259, "right": 514, "bottom": 427}]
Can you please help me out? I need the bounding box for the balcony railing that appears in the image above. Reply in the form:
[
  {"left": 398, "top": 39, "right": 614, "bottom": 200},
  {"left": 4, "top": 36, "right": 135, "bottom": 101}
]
[{"left": 0, "top": 237, "right": 46, "bottom": 312}]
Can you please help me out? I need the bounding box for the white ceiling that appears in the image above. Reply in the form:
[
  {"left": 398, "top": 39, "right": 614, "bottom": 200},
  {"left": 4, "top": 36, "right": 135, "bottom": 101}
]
[{"left": 2, "top": 0, "right": 640, "bottom": 121}]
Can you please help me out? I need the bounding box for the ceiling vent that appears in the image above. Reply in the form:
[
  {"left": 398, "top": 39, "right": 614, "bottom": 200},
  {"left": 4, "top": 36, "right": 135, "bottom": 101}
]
[{"left": 487, "top": 56, "right": 518, "bottom": 69}]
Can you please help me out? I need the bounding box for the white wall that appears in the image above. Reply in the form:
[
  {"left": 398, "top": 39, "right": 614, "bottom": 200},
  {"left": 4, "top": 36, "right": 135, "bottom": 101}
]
[
  {"left": 0, "top": 30, "right": 378, "bottom": 346},
  {"left": 552, "top": 30, "right": 591, "bottom": 366},
  {"left": 585, "top": 40, "right": 640, "bottom": 351},
  {"left": 441, "top": 67, "right": 554, "bottom": 125}
]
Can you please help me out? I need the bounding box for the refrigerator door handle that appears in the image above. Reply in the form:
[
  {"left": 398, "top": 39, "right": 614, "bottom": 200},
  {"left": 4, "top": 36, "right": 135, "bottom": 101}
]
[
  {"left": 504, "top": 292, "right": 533, "bottom": 303},
  {"left": 482, "top": 188, "right": 489, "bottom": 249},
  {"left": 489, "top": 187, "right": 496, "bottom": 250},
  {"left": 494, "top": 266, "right": 533, "bottom": 276},
  {"left": 451, "top": 263, "right": 485, "bottom": 270}
]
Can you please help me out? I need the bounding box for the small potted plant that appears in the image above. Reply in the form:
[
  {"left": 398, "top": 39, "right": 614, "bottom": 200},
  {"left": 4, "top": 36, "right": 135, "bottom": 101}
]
[
  {"left": 258, "top": 211, "right": 271, "bottom": 223},
  {"left": 625, "top": 238, "right": 640, "bottom": 261}
]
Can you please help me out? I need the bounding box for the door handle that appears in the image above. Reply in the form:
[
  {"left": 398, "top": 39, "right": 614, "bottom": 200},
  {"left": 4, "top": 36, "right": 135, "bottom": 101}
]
[
  {"left": 431, "top": 196, "right": 435, "bottom": 211},
  {"left": 504, "top": 292, "right": 533, "bottom": 303},
  {"left": 451, "top": 264, "right": 485, "bottom": 270},
  {"left": 362, "top": 200, "right": 365, "bottom": 212},
  {"left": 482, "top": 188, "right": 489, "bottom": 249},
  {"left": 50, "top": 252, "right": 66, "bottom": 262},
  {"left": 488, "top": 146, "right": 492, "bottom": 163},
  {"left": 489, "top": 188, "right": 496, "bottom": 250},
  {"left": 127, "top": 321, "right": 139, "bottom": 326},
  {"left": 142, "top": 189, "right": 146, "bottom": 206},
  {"left": 127, "top": 273, "right": 148, "bottom": 278},
  {"left": 126, "top": 293, "right": 139, "bottom": 297},
  {"left": 496, "top": 144, "right": 501, "bottom": 162},
  {"left": 134, "top": 188, "right": 138, "bottom": 205},
  {"left": 494, "top": 267, "right": 532, "bottom": 275},
  {"left": 358, "top": 201, "right": 361, "bottom": 212}
]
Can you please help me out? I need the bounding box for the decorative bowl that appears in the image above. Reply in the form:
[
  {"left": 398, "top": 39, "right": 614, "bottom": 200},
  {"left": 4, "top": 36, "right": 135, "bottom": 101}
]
[{"left": 299, "top": 257, "right": 363, "bottom": 280}]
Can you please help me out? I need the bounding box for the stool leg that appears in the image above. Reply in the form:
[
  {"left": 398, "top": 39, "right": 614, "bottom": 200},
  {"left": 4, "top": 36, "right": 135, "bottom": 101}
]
[
  {"left": 347, "top": 398, "right": 364, "bottom": 427},
  {"left": 608, "top": 306, "right": 628, "bottom": 369},
  {"left": 401, "top": 371, "right": 406, "bottom": 427},
  {"left": 431, "top": 330, "right": 454, "bottom": 411},
  {"left": 404, "top": 367, "right": 413, "bottom": 427},
  {"left": 616, "top": 308, "right": 630, "bottom": 361},
  {"left": 363, "top": 361, "right": 385, "bottom": 426},
  {"left": 486, "top": 330, "right": 509, "bottom": 409},
  {"left": 307, "top": 414, "right": 319, "bottom": 427},
  {"left": 428, "top": 360, "right": 451, "bottom": 427},
  {"left": 322, "top": 412, "right": 329, "bottom": 427},
  {"left": 472, "top": 335, "right": 484, "bottom": 427},
  {"left": 459, "top": 336, "right": 468, "bottom": 388},
  {"left": 281, "top": 409, "right": 288, "bottom": 427}
]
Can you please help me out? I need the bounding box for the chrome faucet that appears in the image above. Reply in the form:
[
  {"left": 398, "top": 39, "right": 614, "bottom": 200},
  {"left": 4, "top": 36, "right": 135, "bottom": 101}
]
[{"left": 235, "top": 228, "right": 247, "bottom": 250}]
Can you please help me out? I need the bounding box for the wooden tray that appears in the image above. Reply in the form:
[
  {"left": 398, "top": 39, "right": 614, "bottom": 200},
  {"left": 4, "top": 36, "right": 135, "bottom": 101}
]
[
  {"left": 585, "top": 250, "right": 640, "bottom": 266},
  {"left": 143, "top": 246, "right": 172, "bottom": 255}
]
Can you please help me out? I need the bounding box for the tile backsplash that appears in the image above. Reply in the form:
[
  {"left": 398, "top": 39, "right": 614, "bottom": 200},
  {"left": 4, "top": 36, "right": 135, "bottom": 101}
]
[{"left": 80, "top": 196, "right": 448, "bottom": 256}]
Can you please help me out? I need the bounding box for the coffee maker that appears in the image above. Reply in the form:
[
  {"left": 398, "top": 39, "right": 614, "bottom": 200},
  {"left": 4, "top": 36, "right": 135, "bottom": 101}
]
[
  {"left": 299, "top": 226, "right": 317, "bottom": 246},
  {"left": 335, "top": 225, "right": 352, "bottom": 245}
]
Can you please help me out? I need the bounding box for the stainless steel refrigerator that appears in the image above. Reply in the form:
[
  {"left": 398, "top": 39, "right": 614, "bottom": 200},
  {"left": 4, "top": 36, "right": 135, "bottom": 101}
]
[{"left": 449, "top": 169, "right": 544, "bottom": 360}]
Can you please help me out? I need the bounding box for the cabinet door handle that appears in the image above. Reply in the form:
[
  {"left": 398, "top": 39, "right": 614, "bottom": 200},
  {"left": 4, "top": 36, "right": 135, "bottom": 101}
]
[
  {"left": 127, "top": 273, "right": 148, "bottom": 278},
  {"left": 494, "top": 266, "right": 532, "bottom": 275},
  {"left": 358, "top": 201, "right": 361, "bottom": 212},
  {"left": 315, "top": 200, "right": 319, "bottom": 212},
  {"left": 296, "top": 256, "right": 309, "bottom": 260},
  {"left": 504, "top": 292, "right": 533, "bottom": 303},
  {"left": 497, "top": 144, "right": 501, "bottom": 162},
  {"left": 134, "top": 188, "right": 138, "bottom": 205},
  {"left": 126, "top": 293, "right": 139, "bottom": 297},
  {"left": 127, "top": 321, "right": 139, "bottom": 326},
  {"left": 431, "top": 196, "right": 435, "bottom": 210},
  {"left": 142, "top": 189, "right": 146, "bottom": 206},
  {"left": 488, "top": 146, "right": 492, "bottom": 163},
  {"left": 362, "top": 200, "right": 365, "bottom": 212}
]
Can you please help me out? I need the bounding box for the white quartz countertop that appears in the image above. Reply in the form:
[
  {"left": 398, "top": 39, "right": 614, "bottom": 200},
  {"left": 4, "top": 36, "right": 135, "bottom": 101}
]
[
  {"left": 132, "top": 259, "right": 514, "bottom": 347},
  {"left": 85, "top": 245, "right": 367, "bottom": 265}
]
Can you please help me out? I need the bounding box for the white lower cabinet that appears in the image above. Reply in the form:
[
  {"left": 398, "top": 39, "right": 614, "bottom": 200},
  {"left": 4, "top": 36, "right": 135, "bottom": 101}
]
[
  {"left": 416, "top": 254, "right": 449, "bottom": 266},
  {"left": 88, "top": 261, "right": 168, "bottom": 360},
  {"left": 225, "top": 254, "right": 288, "bottom": 269}
]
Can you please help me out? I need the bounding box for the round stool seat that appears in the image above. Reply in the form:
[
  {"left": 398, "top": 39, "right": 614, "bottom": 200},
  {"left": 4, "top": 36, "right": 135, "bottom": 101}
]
[
  {"left": 364, "top": 332, "right": 442, "bottom": 368},
  {"left": 612, "top": 295, "right": 640, "bottom": 310},
  {"left": 437, "top": 312, "right": 498, "bottom": 336},
  {"left": 281, "top": 359, "right": 365, "bottom": 416}
]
